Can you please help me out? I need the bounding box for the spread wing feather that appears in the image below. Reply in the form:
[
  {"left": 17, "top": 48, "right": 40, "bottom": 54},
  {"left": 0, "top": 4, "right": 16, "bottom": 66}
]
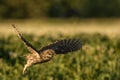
[
  {"left": 12, "top": 24, "right": 39, "bottom": 55},
  {"left": 39, "top": 39, "right": 82, "bottom": 54}
]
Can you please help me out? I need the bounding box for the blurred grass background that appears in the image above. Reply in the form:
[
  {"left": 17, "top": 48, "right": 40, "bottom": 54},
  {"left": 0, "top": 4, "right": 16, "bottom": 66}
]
[
  {"left": 0, "top": 0, "right": 120, "bottom": 80},
  {"left": 0, "top": 33, "right": 120, "bottom": 80}
]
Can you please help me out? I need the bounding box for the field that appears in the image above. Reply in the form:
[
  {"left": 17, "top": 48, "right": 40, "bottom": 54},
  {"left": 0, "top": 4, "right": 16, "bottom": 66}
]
[{"left": 0, "top": 19, "right": 120, "bottom": 80}]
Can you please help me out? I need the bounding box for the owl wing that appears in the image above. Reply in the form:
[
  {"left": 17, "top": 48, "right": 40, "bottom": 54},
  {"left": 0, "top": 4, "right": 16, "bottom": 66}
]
[
  {"left": 39, "top": 39, "right": 82, "bottom": 54},
  {"left": 12, "top": 24, "right": 39, "bottom": 55}
]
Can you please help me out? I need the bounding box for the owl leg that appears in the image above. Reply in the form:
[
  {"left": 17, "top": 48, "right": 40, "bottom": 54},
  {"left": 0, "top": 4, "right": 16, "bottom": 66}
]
[
  {"left": 23, "top": 64, "right": 28, "bottom": 74},
  {"left": 23, "top": 63, "right": 31, "bottom": 74}
]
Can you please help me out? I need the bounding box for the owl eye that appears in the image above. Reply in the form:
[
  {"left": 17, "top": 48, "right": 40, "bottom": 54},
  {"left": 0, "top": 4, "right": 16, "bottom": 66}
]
[{"left": 46, "top": 53, "right": 52, "bottom": 58}]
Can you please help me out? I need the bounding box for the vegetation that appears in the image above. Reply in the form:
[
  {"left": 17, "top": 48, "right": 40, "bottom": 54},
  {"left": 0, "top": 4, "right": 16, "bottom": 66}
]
[
  {"left": 0, "top": 0, "right": 120, "bottom": 19},
  {"left": 0, "top": 33, "right": 120, "bottom": 80}
]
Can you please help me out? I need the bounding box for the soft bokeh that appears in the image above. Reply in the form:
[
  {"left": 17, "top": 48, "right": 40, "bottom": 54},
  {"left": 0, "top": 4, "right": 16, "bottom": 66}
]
[{"left": 0, "top": 0, "right": 120, "bottom": 80}]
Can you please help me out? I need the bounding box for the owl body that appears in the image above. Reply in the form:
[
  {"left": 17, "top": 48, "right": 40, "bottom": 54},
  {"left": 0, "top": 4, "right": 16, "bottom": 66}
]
[{"left": 12, "top": 25, "right": 82, "bottom": 74}]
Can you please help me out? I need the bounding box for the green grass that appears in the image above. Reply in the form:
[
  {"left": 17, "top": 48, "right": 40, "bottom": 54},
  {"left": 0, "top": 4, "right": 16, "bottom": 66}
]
[{"left": 0, "top": 33, "right": 120, "bottom": 80}]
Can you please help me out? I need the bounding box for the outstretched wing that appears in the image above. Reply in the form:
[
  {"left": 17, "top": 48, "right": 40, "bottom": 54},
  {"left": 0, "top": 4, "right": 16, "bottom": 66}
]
[
  {"left": 12, "top": 24, "right": 39, "bottom": 55},
  {"left": 39, "top": 39, "right": 82, "bottom": 54}
]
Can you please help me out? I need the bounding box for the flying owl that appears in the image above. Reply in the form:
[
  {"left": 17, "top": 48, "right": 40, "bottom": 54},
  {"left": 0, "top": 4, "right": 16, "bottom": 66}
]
[{"left": 12, "top": 24, "right": 82, "bottom": 74}]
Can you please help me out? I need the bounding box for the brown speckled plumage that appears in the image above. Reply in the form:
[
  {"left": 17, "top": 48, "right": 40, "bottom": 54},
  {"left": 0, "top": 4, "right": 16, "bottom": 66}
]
[{"left": 12, "top": 24, "right": 82, "bottom": 74}]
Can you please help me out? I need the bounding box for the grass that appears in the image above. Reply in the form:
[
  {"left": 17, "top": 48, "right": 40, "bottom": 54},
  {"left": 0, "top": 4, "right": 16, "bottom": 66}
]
[{"left": 0, "top": 33, "right": 120, "bottom": 80}]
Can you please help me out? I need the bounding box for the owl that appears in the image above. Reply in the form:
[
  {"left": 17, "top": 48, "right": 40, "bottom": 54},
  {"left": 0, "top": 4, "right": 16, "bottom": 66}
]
[{"left": 12, "top": 24, "right": 82, "bottom": 74}]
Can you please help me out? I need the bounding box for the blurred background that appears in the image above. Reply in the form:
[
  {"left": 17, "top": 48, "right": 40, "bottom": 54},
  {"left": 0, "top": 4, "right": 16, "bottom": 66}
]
[
  {"left": 0, "top": 0, "right": 120, "bottom": 18},
  {"left": 0, "top": 0, "right": 120, "bottom": 80},
  {"left": 0, "top": 0, "right": 120, "bottom": 36}
]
